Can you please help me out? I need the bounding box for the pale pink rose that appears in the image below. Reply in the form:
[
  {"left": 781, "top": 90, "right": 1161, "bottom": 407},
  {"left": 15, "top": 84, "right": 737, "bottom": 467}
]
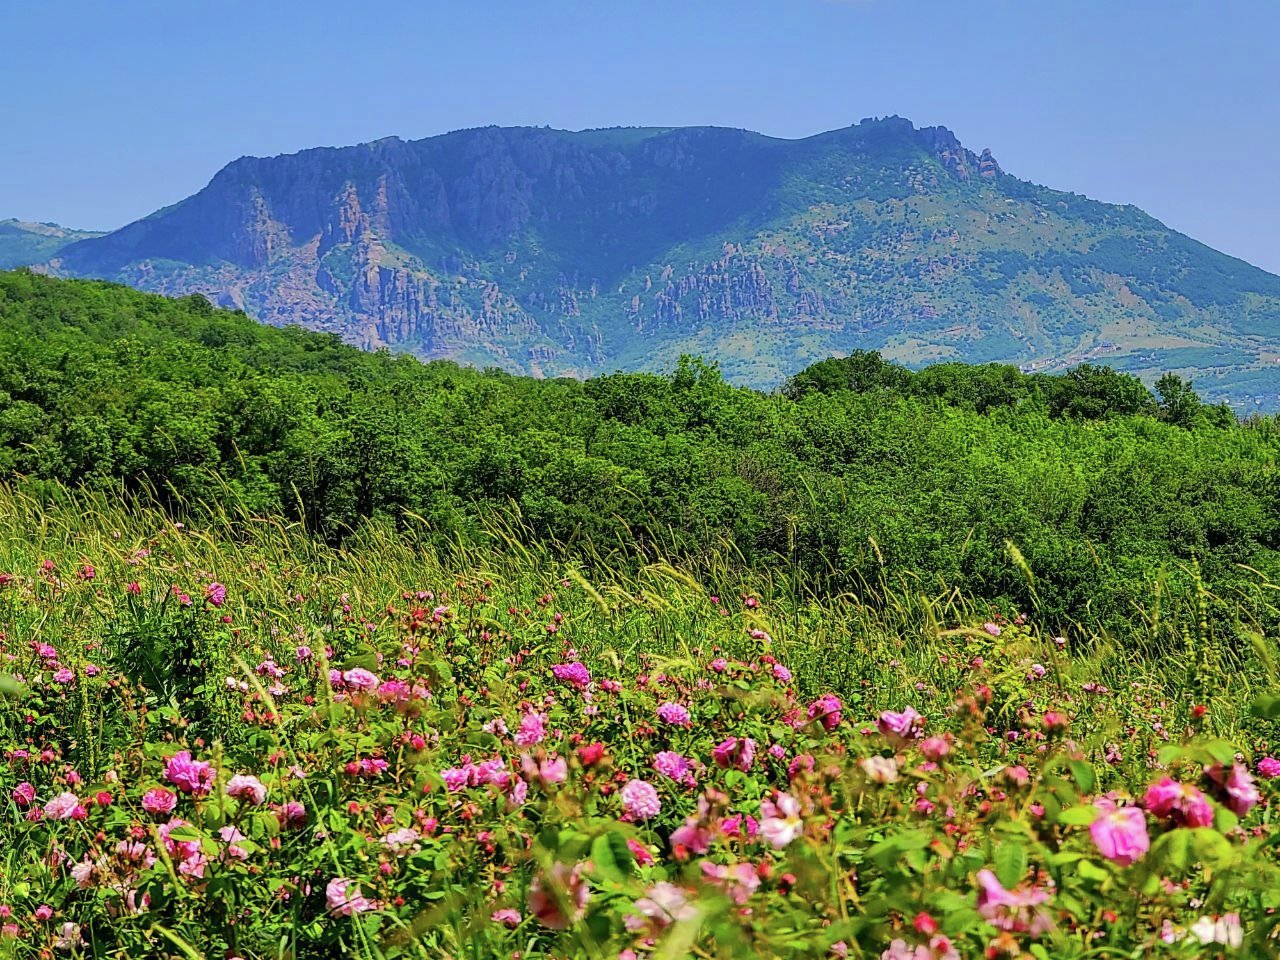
[
  {"left": 620, "top": 779, "right": 661, "bottom": 820},
  {"left": 225, "top": 774, "right": 267, "bottom": 806},
  {"left": 1089, "top": 798, "right": 1149, "bottom": 866}
]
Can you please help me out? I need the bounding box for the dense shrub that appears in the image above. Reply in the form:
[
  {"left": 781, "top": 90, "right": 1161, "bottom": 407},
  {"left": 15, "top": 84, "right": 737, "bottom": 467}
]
[{"left": 0, "top": 271, "right": 1278, "bottom": 638}]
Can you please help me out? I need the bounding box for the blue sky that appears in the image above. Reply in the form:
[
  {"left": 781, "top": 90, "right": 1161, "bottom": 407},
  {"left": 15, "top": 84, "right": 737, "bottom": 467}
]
[{"left": 4, "top": 0, "right": 1278, "bottom": 272}]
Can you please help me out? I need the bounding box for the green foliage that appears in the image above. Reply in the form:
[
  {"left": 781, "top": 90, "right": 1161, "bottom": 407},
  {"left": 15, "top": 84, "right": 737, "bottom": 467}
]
[
  {"left": 2, "top": 272, "right": 1280, "bottom": 640},
  {"left": 1, "top": 487, "right": 1280, "bottom": 957}
]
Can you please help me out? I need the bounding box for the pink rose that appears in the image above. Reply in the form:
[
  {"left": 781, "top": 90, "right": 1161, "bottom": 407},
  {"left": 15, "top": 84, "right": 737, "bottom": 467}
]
[{"left": 1089, "top": 798, "right": 1149, "bottom": 866}]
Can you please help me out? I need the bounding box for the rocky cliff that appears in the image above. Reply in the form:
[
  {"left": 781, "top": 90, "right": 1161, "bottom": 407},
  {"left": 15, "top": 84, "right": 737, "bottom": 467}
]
[{"left": 43, "top": 118, "right": 1280, "bottom": 403}]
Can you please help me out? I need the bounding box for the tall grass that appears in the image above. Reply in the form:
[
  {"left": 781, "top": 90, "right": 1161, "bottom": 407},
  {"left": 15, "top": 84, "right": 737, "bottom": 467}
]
[{"left": 2, "top": 479, "right": 1276, "bottom": 750}]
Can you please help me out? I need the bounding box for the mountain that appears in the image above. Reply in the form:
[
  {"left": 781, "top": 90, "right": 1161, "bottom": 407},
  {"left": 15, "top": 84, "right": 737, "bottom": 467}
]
[
  {"left": 44, "top": 118, "right": 1280, "bottom": 406},
  {"left": 1, "top": 219, "right": 103, "bottom": 270}
]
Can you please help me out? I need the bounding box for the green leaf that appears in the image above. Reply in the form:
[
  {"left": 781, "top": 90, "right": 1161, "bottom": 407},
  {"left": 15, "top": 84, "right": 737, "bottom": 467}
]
[
  {"left": 994, "top": 842, "right": 1028, "bottom": 888},
  {"left": 1076, "top": 859, "right": 1110, "bottom": 883},
  {"left": 1250, "top": 694, "right": 1280, "bottom": 719},
  {"left": 1068, "top": 760, "right": 1096, "bottom": 794},
  {"left": 1213, "top": 806, "right": 1239, "bottom": 834},
  {"left": 590, "top": 831, "right": 635, "bottom": 883},
  {"left": 1057, "top": 805, "right": 1098, "bottom": 827},
  {"left": 1150, "top": 828, "right": 1193, "bottom": 872},
  {"left": 1189, "top": 828, "right": 1235, "bottom": 870}
]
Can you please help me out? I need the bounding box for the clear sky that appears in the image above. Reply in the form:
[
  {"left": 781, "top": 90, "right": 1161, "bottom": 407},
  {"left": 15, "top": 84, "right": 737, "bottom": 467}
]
[{"left": 4, "top": 0, "right": 1278, "bottom": 272}]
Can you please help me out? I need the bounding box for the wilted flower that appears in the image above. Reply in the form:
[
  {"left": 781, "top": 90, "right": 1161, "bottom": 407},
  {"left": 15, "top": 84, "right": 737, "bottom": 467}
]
[
  {"left": 527, "top": 861, "right": 590, "bottom": 929},
  {"left": 53, "top": 922, "right": 83, "bottom": 951},
  {"left": 491, "top": 908, "right": 522, "bottom": 928},
  {"left": 381, "top": 827, "right": 421, "bottom": 855},
  {"left": 861, "top": 755, "right": 900, "bottom": 784},
  {"left": 1189, "top": 914, "right": 1243, "bottom": 948}
]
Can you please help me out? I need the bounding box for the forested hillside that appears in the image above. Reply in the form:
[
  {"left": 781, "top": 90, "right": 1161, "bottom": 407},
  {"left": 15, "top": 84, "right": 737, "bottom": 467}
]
[
  {"left": 2, "top": 269, "right": 1278, "bottom": 631},
  {"left": 43, "top": 120, "right": 1280, "bottom": 407}
]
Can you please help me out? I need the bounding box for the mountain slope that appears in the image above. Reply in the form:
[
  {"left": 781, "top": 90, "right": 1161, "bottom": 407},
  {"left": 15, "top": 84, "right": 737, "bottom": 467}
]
[
  {"left": 46, "top": 118, "right": 1280, "bottom": 405},
  {"left": 1, "top": 219, "right": 103, "bottom": 269}
]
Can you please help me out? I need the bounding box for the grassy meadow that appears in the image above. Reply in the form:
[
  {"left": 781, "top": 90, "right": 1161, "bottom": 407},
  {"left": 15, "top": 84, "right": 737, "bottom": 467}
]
[{"left": 2, "top": 482, "right": 1280, "bottom": 958}]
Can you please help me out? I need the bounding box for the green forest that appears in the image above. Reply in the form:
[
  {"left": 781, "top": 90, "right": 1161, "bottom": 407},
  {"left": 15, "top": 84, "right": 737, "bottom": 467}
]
[{"left": 2, "top": 269, "right": 1278, "bottom": 632}]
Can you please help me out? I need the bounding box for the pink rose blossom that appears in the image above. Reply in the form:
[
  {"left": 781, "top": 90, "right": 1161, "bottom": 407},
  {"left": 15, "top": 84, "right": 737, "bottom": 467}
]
[
  {"left": 626, "top": 882, "right": 697, "bottom": 933},
  {"left": 975, "top": 869, "right": 1052, "bottom": 936},
  {"left": 551, "top": 661, "right": 591, "bottom": 690},
  {"left": 1144, "top": 777, "right": 1214, "bottom": 827},
  {"left": 877, "top": 706, "right": 924, "bottom": 742},
  {"left": 1206, "top": 763, "right": 1260, "bottom": 817},
  {"left": 225, "top": 774, "right": 267, "bottom": 806},
  {"left": 620, "top": 779, "right": 662, "bottom": 820},
  {"left": 1089, "top": 798, "right": 1149, "bottom": 866},
  {"left": 656, "top": 702, "right": 692, "bottom": 727},
  {"left": 326, "top": 878, "right": 376, "bottom": 916},
  {"left": 711, "top": 737, "right": 756, "bottom": 771},
  {"left": 43, "top": 792, "right": 85, "bottom": 821},
  {"left": 514, "top": 711, "right": 547, "bottom": 746},
  {"left": 164, "top": 751, "right": 215, "bottom": 796},
  {"left": 760, "top": 792, "right": 803, "bottom": 848},
  {"left": 141, "top": 788, "right": 178, "bottom": 815},
  {"left": 807, "top": 694, "right": 843, "bottom": 731},
  {"left": 653, "top": 751, "right": 697, "bottom": 787},
  {"left": 699, "top": 861, "right": 760, "bottom": 905}
]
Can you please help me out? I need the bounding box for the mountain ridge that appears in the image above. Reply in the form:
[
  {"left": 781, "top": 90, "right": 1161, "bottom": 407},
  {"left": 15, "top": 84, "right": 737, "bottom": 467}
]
[
  {"left": 0, "top": 219, "right": 103, "bottom": 270},
  {"left": 36, "top": 117, "right": 1280, "bottom": 406}
]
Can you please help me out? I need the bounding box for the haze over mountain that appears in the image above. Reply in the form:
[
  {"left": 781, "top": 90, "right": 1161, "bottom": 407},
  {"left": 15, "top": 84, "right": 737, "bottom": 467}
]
[
  {"left": 38, "top": 118, "right": 1280, "bottom": 406},
  {"left": 0, "top": 220, "right": 103, "bottom": 270}
]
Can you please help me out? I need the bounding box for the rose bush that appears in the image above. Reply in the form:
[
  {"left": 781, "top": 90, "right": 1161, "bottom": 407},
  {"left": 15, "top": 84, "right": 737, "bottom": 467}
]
[{"left": 1, "top": 496, "right": 1279, "bottom": 957}]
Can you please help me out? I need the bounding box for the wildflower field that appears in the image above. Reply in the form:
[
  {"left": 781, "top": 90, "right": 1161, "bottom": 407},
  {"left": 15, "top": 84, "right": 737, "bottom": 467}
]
[{"left": 1, "top": 485, "right": 1279, "bottom": 959}]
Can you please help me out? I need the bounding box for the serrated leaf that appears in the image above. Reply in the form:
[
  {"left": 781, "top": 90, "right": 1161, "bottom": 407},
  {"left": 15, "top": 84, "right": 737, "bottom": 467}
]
[{"left": 994, "top": 842, "right": 1028, "bottom": 888}]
